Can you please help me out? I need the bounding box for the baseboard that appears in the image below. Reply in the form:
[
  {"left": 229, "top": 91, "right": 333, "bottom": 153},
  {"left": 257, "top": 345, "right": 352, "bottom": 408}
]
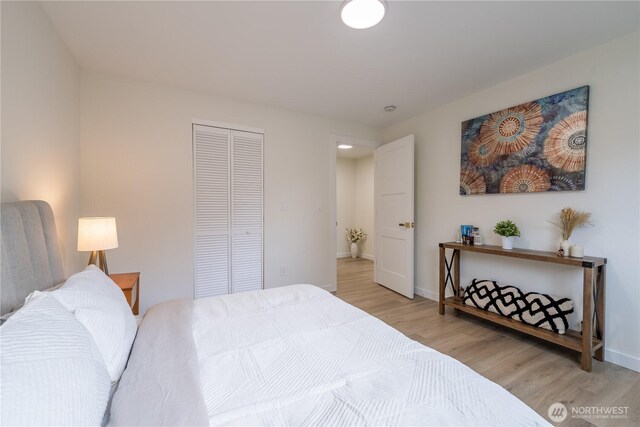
[
  {"left": 337, "top": 252, "right": 374, "bottom": 260},
  {"left": 318, "top": 283, "right": 337, "bottom": 293},
  {"left": 605, "top": 349, "right": 640, "bottom": 372},
  {"left": 414, "top": 286, "right": 438, "bottom": 301}
]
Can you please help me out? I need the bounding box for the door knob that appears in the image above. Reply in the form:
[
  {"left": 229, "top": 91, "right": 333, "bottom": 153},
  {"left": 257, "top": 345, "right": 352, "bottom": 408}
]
[{"left": 398, "top": 222, "right": 415, "bottom": 228}]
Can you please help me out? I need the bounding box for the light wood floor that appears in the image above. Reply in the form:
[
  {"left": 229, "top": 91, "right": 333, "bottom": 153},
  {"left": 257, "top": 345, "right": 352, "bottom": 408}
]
[{"left": 335, "top": 258, "right": 639, "bottom": 427}]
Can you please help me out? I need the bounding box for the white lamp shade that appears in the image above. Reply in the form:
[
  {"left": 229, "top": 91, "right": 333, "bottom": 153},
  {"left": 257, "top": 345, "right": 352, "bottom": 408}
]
[
  {"left": 341, "top": 0, "right": 386, "bottom": 29},
  {"left": 77, "top": 217, "right": 119, "bottom": 251}
]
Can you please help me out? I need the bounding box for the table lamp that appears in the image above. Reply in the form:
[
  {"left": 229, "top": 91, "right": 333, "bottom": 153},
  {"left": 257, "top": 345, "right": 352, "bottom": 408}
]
[{"left": 77, "top": 217, "right": 118, "bottom": 274}]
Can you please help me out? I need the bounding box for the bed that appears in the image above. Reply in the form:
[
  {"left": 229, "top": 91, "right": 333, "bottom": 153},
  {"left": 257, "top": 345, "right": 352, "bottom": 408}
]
[{"left": 0, "top": 201, "right": 550, "bottom": 426}]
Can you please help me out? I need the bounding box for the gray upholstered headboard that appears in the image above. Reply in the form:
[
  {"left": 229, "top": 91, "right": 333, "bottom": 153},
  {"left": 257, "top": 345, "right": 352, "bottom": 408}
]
[{"left": 1, "top": 200, "right": 65, "bottom": 315}]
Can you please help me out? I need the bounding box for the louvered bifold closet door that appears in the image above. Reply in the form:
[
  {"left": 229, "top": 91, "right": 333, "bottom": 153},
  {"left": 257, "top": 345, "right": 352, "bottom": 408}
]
[
  {"left": 231, "top": 130, "right": 263, "bottom": 293},
  {"left": 194, "top": 125, "right": 230, "bottom": 298}
]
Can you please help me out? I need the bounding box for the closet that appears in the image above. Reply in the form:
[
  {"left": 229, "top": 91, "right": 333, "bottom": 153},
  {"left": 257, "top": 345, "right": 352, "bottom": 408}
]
[{"left": 193, "top": 123, "right": 263, "bottom": 298}]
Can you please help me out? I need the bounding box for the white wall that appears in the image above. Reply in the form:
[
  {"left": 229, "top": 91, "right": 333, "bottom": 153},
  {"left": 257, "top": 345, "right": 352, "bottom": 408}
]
[
  {"left": 1, "top": 1, "right": 83, "bottom": 276},
  {"left": 336, "top": 158, "right": 356, "bottom": 256},
  {"left": 354, "top": 155, "right": 374, "bottom": 259},
  {"left": 382, "top": 33, "right": 640, "bottom": 371},
  {"left": 80, "top": 71, "right": 380, "bottom": 311}
]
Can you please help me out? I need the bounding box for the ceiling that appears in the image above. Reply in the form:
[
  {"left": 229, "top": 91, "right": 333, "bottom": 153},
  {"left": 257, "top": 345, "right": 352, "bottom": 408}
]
[
  {"left": 40, "top": 1, "right": 639, "bottom": 129},
  {"left": 337, "top": 144, "right": 374, "bottom": 159}
]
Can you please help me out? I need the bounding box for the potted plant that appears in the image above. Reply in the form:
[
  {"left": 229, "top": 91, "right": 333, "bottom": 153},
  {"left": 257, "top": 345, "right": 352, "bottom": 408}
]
[
  {"left": 494, "top": 220, "right": 521, "bottom": 250},
  {"left": 345, "top": 228, "right": 366, "bottom": 259}
]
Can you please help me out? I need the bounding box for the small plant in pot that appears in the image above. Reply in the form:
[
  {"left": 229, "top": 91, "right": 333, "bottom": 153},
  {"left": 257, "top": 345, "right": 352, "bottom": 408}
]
[{"left": 494, "top": 220, "right": 521, "bottom": 250}]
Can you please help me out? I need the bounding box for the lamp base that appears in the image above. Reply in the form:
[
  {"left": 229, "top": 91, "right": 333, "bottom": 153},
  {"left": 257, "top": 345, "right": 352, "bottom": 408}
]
[{"left": 88, "top": 250, "right": 109, "bottom": 275}]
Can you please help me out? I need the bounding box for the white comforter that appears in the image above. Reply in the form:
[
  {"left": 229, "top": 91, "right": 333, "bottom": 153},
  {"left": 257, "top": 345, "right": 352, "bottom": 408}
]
[{"left": 111, "top": 285, "right": 549, "bottom": 426}]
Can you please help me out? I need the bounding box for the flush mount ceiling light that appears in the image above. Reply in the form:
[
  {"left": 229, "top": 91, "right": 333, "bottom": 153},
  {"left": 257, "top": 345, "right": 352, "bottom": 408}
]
[
  {"left": 341, "top": 0, "right": 386, "bottom": 29},
  {"left": 338, "top": 144, "right": 353, "bottom": 149}
]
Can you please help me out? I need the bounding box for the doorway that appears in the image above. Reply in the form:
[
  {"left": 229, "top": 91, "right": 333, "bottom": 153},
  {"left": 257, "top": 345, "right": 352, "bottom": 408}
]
[
  {"left": 329, "top": 134, "right": 415, "bottom": 298},
  {"left": 335, "top": 140, "right": 375, "bottom": 291}
]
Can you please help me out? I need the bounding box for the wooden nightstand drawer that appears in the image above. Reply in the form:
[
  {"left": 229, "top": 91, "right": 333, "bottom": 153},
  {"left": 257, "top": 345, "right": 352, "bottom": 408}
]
[{"left": 109, "top": 272, "right": 140, "bottom": 315}]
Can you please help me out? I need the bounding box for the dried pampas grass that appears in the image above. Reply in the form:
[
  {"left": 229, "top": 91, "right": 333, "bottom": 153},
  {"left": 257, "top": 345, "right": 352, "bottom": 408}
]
[{"left": 550, "top": 207, "right": 592, "bottom": 240}]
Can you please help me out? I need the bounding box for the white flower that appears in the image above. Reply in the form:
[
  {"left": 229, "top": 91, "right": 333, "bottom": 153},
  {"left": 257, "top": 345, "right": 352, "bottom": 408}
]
[{"left": 345, "top": 228, "right": 367, "bottom": 243}]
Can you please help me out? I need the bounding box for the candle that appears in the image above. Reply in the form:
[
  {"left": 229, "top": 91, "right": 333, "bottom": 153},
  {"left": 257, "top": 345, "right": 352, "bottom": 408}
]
[{"left": 570, "top": 245, "right": 584, "bottom": 258}]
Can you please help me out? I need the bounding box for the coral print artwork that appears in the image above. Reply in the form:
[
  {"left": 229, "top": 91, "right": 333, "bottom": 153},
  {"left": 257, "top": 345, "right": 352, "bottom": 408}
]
[{"left": 460, "top": 86, "right": 589, "bottom": 195}]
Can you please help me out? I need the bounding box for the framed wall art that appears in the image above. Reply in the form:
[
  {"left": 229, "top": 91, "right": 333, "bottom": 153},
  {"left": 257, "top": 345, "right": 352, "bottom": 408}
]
[{"left": 460, "top": 86, "right": 589, "bottom": 195}]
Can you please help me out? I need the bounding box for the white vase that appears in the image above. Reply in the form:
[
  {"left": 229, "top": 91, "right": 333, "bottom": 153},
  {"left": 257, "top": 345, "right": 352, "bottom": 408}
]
[
  {"left": 350, "top": 242, "right": 358, "bottom": 259},
  {"left": 501, "top": 236, "right": 514, "bottom": 250},
  {"left": 561, "top": 239, "right": 572, "bottom": 255}
]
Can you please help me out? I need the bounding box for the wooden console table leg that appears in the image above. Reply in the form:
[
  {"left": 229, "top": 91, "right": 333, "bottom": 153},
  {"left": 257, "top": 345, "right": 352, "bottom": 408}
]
[
  {"left": 439, "top": 246, "right": 445, "bottom": 315},
  {"left": 595, "top": 264, "right": 606, "bottom": 362},
  {"left": 581, "top": 267, "right": 594, "bottom": 372},
  {"left": 453, "top": 249, "right": 460, "bottom": 314}
]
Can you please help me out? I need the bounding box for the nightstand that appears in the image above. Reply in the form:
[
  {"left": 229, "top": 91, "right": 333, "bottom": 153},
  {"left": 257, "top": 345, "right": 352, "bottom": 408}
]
[{"left": 109, "top": 272, "right": 140, "bottom": 315}]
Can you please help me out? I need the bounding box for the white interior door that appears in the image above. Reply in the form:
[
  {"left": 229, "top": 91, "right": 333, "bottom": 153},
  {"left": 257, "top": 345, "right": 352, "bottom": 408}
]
[
  {"left": 194, "top": 125, "right": 231, "bottom": 298},
  {"left": 231, "top": 130, "right": 263, "bottom": 294},
  {"left": 374, "top": 135, "right": 415, "bottom": 298}
]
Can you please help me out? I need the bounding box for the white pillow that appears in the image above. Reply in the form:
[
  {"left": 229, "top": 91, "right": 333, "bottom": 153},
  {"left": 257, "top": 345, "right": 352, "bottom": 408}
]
[
  {"left": 1, "top": 294, "right": 111, "bottom": 426},
  {"left": 51, "top": 265, "right": 137, "bottom": 383}
]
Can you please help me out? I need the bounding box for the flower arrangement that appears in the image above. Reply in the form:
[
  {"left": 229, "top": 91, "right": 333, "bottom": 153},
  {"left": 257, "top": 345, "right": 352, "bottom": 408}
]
[
  {"left": 493, "top": 220, "right": 521, "bottom": 237},
  {"left": 550, "top": 207, "right": 592, "bottom": 240},
  {"left": 345, "top": 228, "right": 366, "bottom": 244}
]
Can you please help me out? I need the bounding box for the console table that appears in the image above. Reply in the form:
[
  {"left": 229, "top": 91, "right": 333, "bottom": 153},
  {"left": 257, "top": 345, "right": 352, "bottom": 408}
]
[{"left": 438, "top": 242, "right": 606, "bottom": 372}]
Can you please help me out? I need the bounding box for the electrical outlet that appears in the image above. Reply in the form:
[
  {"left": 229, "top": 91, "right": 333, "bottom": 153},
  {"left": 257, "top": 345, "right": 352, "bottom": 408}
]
[
  {"left": 280, "top": 202, "right": 288, "bottom": 211},
  {"left": 280, "top": 265, "right": 287, "bottom": 276}
]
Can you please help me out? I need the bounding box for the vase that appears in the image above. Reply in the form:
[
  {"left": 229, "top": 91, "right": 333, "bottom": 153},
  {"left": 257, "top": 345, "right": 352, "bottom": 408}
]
[
  {"left": 350, "top": 242, "right": 358, "bottom": 259},
  {"left": 561, "top": 239, "right": 572, "bottom": 255},
  {"left": 501, "top": 236, "right": 514, "bottom": 250}
]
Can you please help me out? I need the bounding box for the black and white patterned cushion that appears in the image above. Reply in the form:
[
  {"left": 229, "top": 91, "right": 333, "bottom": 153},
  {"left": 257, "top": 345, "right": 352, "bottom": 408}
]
[{"left": 462, "top": 279, "right": 574, "bottom": 334}]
